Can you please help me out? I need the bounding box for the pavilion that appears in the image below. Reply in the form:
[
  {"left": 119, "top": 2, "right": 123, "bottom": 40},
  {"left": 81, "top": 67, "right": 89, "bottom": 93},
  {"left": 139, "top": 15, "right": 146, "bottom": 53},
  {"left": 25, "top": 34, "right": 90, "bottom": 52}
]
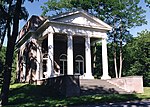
[{"left": 16, "top": 10, "right": 112, "bottom": 83}]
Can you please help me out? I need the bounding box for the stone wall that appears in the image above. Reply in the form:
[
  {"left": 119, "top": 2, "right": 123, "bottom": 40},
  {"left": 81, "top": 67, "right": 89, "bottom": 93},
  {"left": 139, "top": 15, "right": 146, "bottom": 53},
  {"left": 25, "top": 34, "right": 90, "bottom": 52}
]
[
  {"left": 107, "top": 76, "right": 143, "bottom": 93},
  {"left": 36, "top": 75, "right": 80, "bottom": 97}
]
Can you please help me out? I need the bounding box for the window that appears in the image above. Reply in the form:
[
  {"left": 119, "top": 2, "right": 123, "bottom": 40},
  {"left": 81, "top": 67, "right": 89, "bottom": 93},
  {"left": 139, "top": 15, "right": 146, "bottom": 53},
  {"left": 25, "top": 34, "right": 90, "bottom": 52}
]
[
  {"left": 75, "top": 55, "right": 84, "bottom": 75},
  {"left": 59, "top": 54, "right": 67, "bottom": 75},
  {"left": 42, "top": 53, "right": 48, "bottom": 78}
]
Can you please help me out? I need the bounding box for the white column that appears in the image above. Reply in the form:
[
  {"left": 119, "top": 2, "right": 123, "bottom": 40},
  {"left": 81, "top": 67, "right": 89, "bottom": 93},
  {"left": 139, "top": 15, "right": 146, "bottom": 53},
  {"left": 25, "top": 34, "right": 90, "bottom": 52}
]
[
  {"left": 21, "top": 48, "right": 26, "bottom": 82},
  {"left": 67, "top": 34, "right": 73, "bottom": 75},
  {"left": 22, "top": 60, "right": 26, "bottom": 81},
  {"left": 16, "top": 51, "right": 19, "bottom": 80},
  {"left": 36, "top": 42, "right": 42, "bottom": 80},
  {"left": 84, "top": 36, "right": 94, "bottom": 79},
  {"left": 47, "top": 32, "right": 54, "bottom": 78},
  {"left": 101, "top": 34, "right": 111, "bottom": 79}
]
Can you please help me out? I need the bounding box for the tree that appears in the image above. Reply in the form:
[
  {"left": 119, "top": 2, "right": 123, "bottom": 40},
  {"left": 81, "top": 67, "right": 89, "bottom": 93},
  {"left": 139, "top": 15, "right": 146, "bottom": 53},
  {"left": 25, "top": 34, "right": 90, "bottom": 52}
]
[
  {"left": 0, "top": 0, "right": 37, "bottom": 105},
  {"left": 0, "top": 46, "right": 16, "bottom": 85},
  {"left": 41, "top": 0, "right": 147, "bottom": 78},
  {"left": 0, "top": 1, "right": 8, "bottom": 50},
  {"left": 123, "top": 30, "right": 150, "bottom": 86},
  {"left": 0, "top": 0, "right": 23, "bottom": 105},
  {"left": 145, "top": 0, "right": 150, "bottom": 7},
  {"left": 0, "top": 46, "right": 6, "bottom": 84},
  {"left": 100, "top": 0, "right": 146, "bottom": 78}
]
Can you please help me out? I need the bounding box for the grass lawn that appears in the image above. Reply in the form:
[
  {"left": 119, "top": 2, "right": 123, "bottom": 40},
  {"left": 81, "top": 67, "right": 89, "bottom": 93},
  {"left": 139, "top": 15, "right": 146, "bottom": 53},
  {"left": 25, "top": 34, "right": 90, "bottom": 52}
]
[{"left": 0, "top": 83, "right": 150, "bottom": 107}]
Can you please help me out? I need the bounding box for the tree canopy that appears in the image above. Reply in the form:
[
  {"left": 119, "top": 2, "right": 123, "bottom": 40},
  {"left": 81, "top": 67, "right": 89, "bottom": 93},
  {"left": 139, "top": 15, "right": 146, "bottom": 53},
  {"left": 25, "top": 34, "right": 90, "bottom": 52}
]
[
  {"left": 123, "top": 30, "right": 150, "bottom": 86},
  {"left": 145, "top": 0, "right": 150, "bottom": 7},
  {"left": 41, "top": 0, "right": 147, "bottom": 29}
]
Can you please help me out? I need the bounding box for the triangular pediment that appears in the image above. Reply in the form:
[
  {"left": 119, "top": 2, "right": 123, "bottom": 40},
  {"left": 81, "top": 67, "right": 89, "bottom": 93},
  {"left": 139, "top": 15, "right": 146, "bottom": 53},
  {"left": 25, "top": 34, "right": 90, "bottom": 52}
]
[{"left": 49, "top": 10, "right": 112, "bottom": 30}]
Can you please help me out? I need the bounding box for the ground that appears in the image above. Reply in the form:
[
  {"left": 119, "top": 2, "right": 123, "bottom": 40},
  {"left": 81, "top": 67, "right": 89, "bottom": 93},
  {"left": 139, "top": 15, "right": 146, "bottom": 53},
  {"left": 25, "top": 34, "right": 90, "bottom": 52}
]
[
  {"left": 70, "top": 100, "right": 150, "bottom": 107},
  {"left": 0, "top": 84, "right": 150, "bottom": 106}
]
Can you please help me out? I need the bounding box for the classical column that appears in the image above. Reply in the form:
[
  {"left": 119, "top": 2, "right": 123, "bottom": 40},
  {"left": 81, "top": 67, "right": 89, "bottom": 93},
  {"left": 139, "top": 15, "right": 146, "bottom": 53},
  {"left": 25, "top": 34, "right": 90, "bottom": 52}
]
[
  {"left": 16, "top": 51, "right": 19, "bottom": 81},
  {"left": 101, "top": 34, "right": 111, "bottom": 79},
  {"left": 36, "top": 42, "right": 42, "bottom": 80},
  {"left": 67, "top": 34, "right": 73, "bottom": 75},
  {"left": 47, "top": 32, "right": 54, "bottom": 78},
  {"left": 22, "top": 59, "right": 26, "bottom": 81},
  {"left": 84, "top": 36, "right": 94, "bottom": 79}
]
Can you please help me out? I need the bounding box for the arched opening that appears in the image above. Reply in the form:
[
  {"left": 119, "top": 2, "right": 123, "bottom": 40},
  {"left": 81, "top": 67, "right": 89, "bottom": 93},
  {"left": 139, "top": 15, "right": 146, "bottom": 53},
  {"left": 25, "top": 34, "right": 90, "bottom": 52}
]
[
  {"left": 59, "top": 54, "right": 67, "bottom": 75},
  {"left": 75, "top": 55, "right": 84, "bottom": 75}
]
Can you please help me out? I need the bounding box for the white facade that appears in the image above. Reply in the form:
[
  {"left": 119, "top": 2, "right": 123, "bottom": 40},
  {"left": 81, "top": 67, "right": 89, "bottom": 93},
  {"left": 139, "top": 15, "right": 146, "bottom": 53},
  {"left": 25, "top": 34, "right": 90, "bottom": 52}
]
[{"left": 16, "top": 10, "right": 112, "bottom": 82}]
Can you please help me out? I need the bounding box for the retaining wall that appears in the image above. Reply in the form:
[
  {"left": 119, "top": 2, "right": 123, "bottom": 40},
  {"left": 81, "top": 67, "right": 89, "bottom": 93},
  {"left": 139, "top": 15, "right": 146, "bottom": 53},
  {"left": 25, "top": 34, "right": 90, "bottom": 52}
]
[
  {"left": 36, "top": 75, "right": 80, "bottom": 97},
  {"left": 107, "top": 76, "right": 143, "bottom": 93}
]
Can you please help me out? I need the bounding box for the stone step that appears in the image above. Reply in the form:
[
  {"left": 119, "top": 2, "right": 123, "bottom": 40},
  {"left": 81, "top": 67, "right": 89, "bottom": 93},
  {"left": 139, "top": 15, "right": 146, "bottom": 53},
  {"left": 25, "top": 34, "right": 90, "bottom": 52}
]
[{"left": 80, "top": 79, "right": 129, "bottom": 95}]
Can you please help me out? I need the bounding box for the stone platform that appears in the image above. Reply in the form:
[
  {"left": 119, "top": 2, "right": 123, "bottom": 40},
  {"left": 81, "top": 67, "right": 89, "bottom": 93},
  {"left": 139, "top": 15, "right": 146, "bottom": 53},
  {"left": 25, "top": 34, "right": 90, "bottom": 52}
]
[{"left": 33, "top": 76, "right": 143, "bottom": 97}]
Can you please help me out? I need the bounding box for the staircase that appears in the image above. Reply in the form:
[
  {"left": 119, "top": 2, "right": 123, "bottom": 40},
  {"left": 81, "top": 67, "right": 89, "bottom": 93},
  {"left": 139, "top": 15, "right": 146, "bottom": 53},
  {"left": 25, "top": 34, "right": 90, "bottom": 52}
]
[{"left": 80, "top": 79, "right": 129, "bottom": 95}]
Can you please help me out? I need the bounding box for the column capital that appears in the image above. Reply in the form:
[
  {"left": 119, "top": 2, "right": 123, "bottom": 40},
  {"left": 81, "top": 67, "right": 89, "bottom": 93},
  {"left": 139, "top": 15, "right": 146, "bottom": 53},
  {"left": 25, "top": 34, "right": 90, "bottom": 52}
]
[
  {"left": 42, "top": 26, "right": 54, "bottom": 37},
  {"left": 67, "top": 33, "right": 73, "bottom": 36},
  {"left": 47, "top": 31, "right": 54, "bottom": 35},
  {"left": 85, "top": 35, "right": 91, "bottom": 38},
  {"left": 47, "top": 26, "right": 54, "bottom": 33},
  {"left": 101, "top": 33, "right": 108, "bottom": 39},
  {"left": 67, "top": 34, "right": 73, "bottom": 39}
]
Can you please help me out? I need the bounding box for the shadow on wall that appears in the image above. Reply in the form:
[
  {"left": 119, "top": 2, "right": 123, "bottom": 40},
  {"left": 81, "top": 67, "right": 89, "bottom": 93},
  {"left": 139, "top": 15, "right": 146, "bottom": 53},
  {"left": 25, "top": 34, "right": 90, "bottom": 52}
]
[
  {"left": 17, "top": 41, "right": 38, "bottom": 83},
  {"left": 38, "top": 75, "right": 81, "bottom": 97}
]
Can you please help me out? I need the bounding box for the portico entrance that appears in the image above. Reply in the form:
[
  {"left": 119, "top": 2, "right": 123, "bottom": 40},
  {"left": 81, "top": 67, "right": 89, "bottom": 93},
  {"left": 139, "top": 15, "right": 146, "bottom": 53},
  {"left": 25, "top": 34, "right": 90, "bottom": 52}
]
[
  {"left": 40, "top": 34, "right": 90, "bottom": 78},
  {"left": 16, "top": 10, "right": 112, "bottom": 82}
]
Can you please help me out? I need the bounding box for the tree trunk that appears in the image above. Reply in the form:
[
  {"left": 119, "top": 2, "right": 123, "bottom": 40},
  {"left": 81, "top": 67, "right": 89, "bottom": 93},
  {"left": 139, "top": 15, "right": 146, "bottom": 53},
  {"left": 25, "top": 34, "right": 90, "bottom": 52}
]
[
  {"left": 113, "top": 32, "right": 118, "bottom": 78},
  {"left": 1, "top": 39, "right": 14, "bottom": 105},
  {"left": 119, "top": 29, "right": 123, "bottom": 78},
  {"left": 114, "top": 51, "right": 118, "bottom": 78},
  {"left": 0, "top": 0, "right": 22, "bottom": 105}
]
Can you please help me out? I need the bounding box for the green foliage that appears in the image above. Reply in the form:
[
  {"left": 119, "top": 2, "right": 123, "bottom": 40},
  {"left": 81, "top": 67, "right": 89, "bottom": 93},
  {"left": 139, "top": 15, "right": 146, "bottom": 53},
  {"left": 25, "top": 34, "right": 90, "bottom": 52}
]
[
  {"left": 93, "top": 43, "right": 102, "bottom": 78},
  {"left": 123, "top": 30, "right": 150, "bottom": 86},
  {"left": 0, "top": 46, "right": 6, "bottom": 84},
  {"left": 0, "top": 46, "right": 6, "bottom": 63},
  {"left": 93, "top": 42, "right": 118, "bottom": 78},
  {"left": 107, "top": 42, "right": 120, "bottom": 78},
  {"left": 137, "top": 87, "right": 150, "bottom": 98},
  {"left": 11, "top": 51, "right": 17, "bottom": 84},
  {"left": 145, "top": 0, "right": 150, "bottom": 7},
  {"left": 0, "top": 46, "right": 17, "bottom": 84},
  {"left": 41, "top": 0, "right": 147, "bottom": 29}
]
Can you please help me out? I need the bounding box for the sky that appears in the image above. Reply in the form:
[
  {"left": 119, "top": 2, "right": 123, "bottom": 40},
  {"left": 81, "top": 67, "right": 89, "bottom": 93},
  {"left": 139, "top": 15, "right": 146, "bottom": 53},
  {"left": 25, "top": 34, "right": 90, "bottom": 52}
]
[
  {"left": 130, "top": 0, "right": 150, "bottom": 36},
  {"left": 4, "top": 0, "right": 150, "bottom": 46},
  {"left": 20, "top": 0, "right": 150, "bottom": 36}
]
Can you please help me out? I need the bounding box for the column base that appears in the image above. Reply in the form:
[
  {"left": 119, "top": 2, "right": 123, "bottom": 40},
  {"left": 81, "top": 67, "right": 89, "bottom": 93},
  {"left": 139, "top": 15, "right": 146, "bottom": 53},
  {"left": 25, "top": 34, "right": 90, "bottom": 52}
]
[
  {"left": 80, "top": 73, "right": 94, "bottom": 79},
  {"left": 101, "top": 75, "right": 111, "bottom": 80}
]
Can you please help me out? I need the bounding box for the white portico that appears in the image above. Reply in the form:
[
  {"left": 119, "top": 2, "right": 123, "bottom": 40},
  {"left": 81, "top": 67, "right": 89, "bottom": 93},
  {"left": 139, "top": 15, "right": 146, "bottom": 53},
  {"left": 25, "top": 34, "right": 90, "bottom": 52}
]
[{"left": 16, "top": 10, "right": 112, "bottom": 82}]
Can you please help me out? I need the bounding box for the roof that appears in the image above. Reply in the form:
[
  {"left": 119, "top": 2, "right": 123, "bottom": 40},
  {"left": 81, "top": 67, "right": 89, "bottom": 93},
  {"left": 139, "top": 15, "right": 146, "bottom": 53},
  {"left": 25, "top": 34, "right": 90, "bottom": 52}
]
[
  {"left": 49, "top": 9, "right": 112, "bottom": 30},
  {"left": 16, "top": 10, "right": 112, "bottom": 48}
]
